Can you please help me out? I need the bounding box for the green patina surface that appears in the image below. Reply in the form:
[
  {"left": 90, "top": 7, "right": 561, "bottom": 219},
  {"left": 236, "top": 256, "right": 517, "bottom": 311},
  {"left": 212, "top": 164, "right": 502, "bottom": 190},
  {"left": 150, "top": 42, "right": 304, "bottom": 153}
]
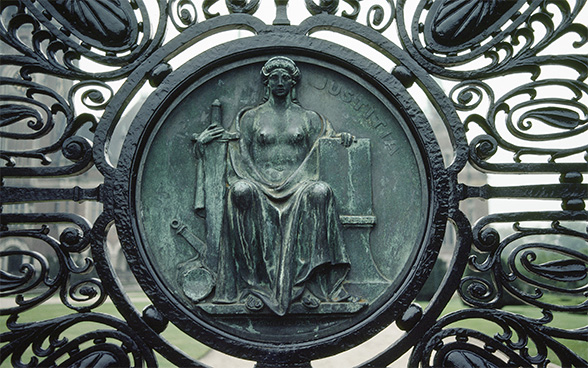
[{"left": 138, "top": 57, "right": 428, "bottom": 342}]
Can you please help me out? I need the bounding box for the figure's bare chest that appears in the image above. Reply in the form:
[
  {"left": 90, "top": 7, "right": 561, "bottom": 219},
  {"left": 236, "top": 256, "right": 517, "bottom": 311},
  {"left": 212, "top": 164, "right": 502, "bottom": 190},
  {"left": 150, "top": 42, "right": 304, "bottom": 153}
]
[{"left": 254, "top": 111, "right": 309, "bottom": 146}]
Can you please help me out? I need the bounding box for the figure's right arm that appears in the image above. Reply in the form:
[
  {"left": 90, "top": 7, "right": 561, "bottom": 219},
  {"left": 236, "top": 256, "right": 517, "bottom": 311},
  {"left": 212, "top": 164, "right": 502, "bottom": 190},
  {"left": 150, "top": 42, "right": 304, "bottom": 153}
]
[
  {"left": 193, "top": 125, "right": 225, "bottom": 158},
  {"left": 238, "top": 111, "right": 254, "bottom": 156}
]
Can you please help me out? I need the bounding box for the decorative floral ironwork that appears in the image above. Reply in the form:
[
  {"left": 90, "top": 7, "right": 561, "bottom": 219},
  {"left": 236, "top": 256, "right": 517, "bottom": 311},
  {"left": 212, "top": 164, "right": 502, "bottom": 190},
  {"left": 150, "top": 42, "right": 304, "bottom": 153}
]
[
  {"left": 0, "top": 0, "right": 167, "bottom": 80},
  {"left": 411, "top": 308, "right": 588, "bottom": 367},
  {"left": 397, "top": 0, "right": 588, "bottom": 79},
  {"left": 456, "top": 79, "right": 588, "bottom": 172},
  {"left": 461, "top": 213, "right": 588, "bottom": 313},
  {"left": 3, "top": 312, "right": 157, "bottom": 367},
  {"left": 1, "top": 0, "right": 586, "bottom": 367},
  {"left": 0, "top": 78, "right": 88, "bottom": 169},
  {"left": 0, "top": 213, "right": 97, "bottom": 315}
]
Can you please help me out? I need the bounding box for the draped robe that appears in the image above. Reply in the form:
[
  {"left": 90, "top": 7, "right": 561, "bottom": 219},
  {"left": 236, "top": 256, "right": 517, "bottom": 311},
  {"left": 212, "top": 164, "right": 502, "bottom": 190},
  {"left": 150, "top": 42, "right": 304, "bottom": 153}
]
[{"left": 195, "top": 107, "right": 350, "bottom": 315}]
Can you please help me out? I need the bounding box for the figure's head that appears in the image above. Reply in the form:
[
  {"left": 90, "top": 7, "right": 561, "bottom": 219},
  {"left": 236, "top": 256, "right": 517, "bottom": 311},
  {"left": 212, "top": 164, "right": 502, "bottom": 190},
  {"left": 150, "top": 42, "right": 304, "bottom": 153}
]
[{"left": 261, "top": 57, "right": 300, "bottom": 99}]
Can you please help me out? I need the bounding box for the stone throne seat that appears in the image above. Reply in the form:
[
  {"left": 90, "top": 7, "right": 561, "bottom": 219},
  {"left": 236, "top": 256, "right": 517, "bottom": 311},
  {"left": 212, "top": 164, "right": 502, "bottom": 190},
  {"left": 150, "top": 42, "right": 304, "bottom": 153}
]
[
  {"left": 317, "top": 138, "right": 383, "bottom": 286},
  {"left": 318, "top": 138, "right": 376, "bottom": 229}
]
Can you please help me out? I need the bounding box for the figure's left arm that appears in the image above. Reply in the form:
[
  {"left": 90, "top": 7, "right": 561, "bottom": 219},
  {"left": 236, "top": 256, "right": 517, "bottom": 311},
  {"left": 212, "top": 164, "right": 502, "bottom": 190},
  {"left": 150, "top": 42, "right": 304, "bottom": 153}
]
[
  {"left": 310, "top": 111, "right": 355, "bottom": 147},
  {"left": 338, "top": 132, "right": 355, "bottom": 147}
]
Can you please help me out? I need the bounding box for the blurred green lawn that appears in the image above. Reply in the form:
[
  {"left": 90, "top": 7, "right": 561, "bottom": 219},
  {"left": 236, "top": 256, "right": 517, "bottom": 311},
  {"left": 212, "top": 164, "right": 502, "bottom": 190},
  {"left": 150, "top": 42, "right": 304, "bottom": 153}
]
[
  {"left": 0, "top": 293, "right": 209, "bottom": 367},
  {"left": 2, "top": 295, "right": 586, "bottom": 367}
]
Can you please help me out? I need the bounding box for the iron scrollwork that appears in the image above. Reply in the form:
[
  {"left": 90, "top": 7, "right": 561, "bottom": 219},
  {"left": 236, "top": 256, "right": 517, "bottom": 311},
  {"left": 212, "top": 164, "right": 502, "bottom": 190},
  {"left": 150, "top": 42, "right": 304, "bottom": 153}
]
[
  {"left": 462, "top": 213, "right": 587, "bottom": 312},
  {"left": 4, "top": 312, "right": 157, "bottom": 368},
  {"left": 1, "top": 0, "right": 586, "bottom": 367},
  {"left": 412, "top": 308, "right": 587, "bottom": 368}
]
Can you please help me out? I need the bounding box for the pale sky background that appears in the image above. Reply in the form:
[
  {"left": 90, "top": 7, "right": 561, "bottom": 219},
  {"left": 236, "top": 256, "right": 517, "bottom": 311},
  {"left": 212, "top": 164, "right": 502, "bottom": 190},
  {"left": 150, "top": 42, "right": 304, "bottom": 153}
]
[{"left": 78, "top": 0, "right": 587, "bottom": 217}]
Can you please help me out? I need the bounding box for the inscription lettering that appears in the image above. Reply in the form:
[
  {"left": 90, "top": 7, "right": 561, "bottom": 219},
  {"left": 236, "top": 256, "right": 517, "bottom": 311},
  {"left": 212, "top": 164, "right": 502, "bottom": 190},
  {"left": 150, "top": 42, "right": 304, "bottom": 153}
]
[
  {"left": 311, "top": 77, "right": 398, "bottom": 156},
  {"left": 312, "top": 78, "right": 387, "bottom": 130}
]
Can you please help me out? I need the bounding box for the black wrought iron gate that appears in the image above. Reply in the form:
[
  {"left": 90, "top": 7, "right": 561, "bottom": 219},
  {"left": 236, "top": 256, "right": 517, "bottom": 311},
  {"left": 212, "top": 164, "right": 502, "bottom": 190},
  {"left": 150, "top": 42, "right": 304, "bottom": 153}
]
[{"left": 1, "top": 0, "right": 587, "bottom": 367}]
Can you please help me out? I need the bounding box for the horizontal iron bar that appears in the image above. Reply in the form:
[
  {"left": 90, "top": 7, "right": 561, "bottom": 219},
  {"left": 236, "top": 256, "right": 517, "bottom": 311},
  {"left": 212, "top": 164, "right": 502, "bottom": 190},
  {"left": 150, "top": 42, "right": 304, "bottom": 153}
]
[
  {"left": 0, "top": 185, "right": 102, "bottom": 204},
  {"left": 459, "top": 183, "right": 587, "bottom": 200}
]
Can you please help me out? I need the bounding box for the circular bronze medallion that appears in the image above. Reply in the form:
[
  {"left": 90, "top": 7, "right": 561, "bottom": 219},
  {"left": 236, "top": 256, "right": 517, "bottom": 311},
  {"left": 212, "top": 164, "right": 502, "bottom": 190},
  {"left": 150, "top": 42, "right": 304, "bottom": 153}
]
[{"left": 114, "top": 37, "right": 447, "bottom": 362}]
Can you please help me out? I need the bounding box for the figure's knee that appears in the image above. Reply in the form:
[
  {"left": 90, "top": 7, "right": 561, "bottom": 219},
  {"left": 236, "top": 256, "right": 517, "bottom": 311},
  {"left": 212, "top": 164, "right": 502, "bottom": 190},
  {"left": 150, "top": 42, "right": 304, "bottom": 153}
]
[
  {"left": 305, "top": 181, "right": 333, "bottom": 204},
  {"left": 230, "top": 180, "right": 256, "bottom": 210}
]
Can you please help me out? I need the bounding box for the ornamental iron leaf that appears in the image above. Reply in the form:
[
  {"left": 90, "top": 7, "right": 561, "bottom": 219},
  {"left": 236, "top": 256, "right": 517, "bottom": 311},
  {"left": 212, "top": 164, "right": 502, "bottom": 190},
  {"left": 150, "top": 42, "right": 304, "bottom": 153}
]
[
  {"left": 521, "top": 256, "right": 587, "bottom": 282},
  {"left": 522, "top": 107, "right": 585, "bottom": 130},
  {"left": 427, "top": 0, "right": 520, "bottom": 48},
  {"left": 47, "top": 0, "right": 138, "bottom": 49}
]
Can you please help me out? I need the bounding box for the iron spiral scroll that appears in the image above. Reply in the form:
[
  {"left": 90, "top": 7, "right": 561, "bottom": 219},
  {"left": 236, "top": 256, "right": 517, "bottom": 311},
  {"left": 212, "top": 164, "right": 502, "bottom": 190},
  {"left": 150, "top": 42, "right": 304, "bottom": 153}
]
[{"left": 1, "top": 0, "right": 586, "bottom": 367}]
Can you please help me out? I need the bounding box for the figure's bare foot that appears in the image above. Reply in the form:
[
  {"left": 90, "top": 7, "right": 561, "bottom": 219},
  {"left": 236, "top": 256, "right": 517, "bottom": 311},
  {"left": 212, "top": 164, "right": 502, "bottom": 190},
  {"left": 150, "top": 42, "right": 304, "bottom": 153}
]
[
  {"left": 244, "top": 294, "right": 264, "bottom": 311},
  {"left": 301, "top": 291, "right": 320, "bottom": 309}
]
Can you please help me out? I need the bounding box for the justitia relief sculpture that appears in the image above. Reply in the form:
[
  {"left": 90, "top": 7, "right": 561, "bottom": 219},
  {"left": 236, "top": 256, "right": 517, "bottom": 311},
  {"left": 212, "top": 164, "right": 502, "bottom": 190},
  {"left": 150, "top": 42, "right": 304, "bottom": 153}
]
[{"left": 190, "top": 57, "right": 370, "bottom": 316}]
